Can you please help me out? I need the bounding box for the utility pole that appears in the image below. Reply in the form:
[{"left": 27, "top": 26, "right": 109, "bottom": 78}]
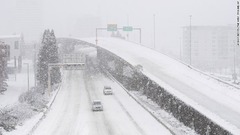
[
  {"left": 153, "top": 14, "right": 156, "bottom": 49},
  {"left": 189, "top": 15, "right": 192, "bottom": 65}
]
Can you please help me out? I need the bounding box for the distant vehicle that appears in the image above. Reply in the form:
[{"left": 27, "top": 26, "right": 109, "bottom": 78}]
[
  {"left": 92, "top": 100, "right": 103, "bottom": 111},
  {"left": 103, "top": 86, "right": 113, "bottom": 95}
]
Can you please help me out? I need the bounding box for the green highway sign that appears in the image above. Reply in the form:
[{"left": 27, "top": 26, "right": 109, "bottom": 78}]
[
  {"left": 123, "top": 26, "right": 133, "bottom": 31},
  {"left": 107, "top": 24, "right": 117, "bottom": 31}
]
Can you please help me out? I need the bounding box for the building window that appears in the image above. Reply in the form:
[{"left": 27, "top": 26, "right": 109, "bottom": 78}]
[{"left": 14, "top": 41, "right": 19, "bottom": 49}]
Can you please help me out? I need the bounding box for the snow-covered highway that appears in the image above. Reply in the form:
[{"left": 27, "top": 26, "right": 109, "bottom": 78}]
[
  {"left": 81, "top": 38, "right": 240, "bottom": 134},
  {"left": 32, "top": 70, "right": 173, "bottom": 135}
]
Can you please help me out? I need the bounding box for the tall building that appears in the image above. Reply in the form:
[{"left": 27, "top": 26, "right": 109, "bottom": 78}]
[
  {"left": 16, "top": 0, "right": 43, "bottom": 42},
  {"left": 182, "top": 25, "right": 238, "bottom": 72}
]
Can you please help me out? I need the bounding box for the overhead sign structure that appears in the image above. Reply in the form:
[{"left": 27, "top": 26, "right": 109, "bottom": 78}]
[
  {"left": 123, "top": 26, "right": 133, "bottom": 32},
  {"left": 107, "top": 24, "right": 117, "bottom": 31},
  {"left": 96, "top": 25, "right": 141, "bottom": 45},
  {"left": 48, "top": 62, "right": 85, "bottom": 95}
]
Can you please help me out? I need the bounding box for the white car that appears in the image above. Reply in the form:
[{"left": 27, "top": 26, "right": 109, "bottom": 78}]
[
  {"left": 92, "top": 100, "right": 103, "bottom": 111},
  {"left": 103, "top": 86, "right": 113, "bottom": 95}
]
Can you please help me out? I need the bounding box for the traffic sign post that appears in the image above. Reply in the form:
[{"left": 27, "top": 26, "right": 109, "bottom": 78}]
[
  {"left": 95, "top": 25, "right": 142, "bottom": 45},
  {"left": 134, "top": 28, "right": 141, "bottom": 44}
]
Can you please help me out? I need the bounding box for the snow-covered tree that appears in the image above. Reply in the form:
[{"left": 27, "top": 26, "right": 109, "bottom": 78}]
[
  {"left": 36, "top": 30, "right": 48, "bottom": 89},
  {"left": 36, "top": 29, "right": 61, "bottom": 92},
  {"left": 0, "top": 42, "right": 8, "bottom": 94},
  {"left": 49, "top": 30, "right": 61, "bottom": 85}
]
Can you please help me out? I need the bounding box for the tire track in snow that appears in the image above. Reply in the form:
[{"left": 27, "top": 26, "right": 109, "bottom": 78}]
[
  {"left": 33, "top": 70, "right": 83, "bottom": 135},
  {"left": 83, "top": 69, "right": 114, "bottom": 135},
  {"left": 94, "top": 74, "right": 147, "bottom": 135},
  {"left": 87, "top": 68, "right": 147, "bottom": 135},
  {"left": 50, "top": 70, "right": 73, "bottom": 134},
  {"left": 51, "top": 70, "right": 82, "bottom": 135}
]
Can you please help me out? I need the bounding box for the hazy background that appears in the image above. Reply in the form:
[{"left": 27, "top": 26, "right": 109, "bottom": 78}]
[{"left": 0, "top": 0, "right": 236, "bottom": 56}]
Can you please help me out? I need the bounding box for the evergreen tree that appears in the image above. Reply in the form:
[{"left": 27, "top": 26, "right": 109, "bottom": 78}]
[
  {"left": 0, "top": 42, "right": 8, "bottom": 94},
  {"left": 49, "top": 30, "right": 61, "bottom": 85},
  {"left": 36, "top": 30, "right": 49, "bottom": 89},
  {"left": 36, "top": 29, "right": 61, "bottom": 92}
]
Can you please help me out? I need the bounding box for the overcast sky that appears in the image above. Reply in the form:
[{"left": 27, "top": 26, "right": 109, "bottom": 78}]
[
  {"left": 0, "top": 0, "right": 236, "bottom": 54},
  {"left": 42, "top": 0, "right": 235, "bottom": 31}
]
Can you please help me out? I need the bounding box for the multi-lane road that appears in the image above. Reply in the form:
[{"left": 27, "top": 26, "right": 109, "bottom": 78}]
[{"left": 32, "top": 69, "right": 172, "bottom": 135}]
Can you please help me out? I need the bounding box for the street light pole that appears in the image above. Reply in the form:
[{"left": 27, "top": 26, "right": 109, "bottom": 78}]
[
  {"left": 127, "top": 14, "right": 129, "bottom": 40},
  {"left": 139, "top": 28, "right": 142, "bottom": 44},
  {"left": 233, "top": 40, "right": 237, "bottom": 83},
  {"left": 34, "top": 44, "right": 37, "bottom": 88},
  {"left": 96, "top": 28, "right": 98, "bottom": 45},
  {"left": 180, "top": 37, "right": 182, "bottom": 60},
  {"left": 189, "top": 15, "right": 192, "bottom": 65},
  {"left": 153, "top": 14, "right": 156, "bottom": 49},
  {"left": 24, "top": 63, "right": 29, "bottom": 91}
]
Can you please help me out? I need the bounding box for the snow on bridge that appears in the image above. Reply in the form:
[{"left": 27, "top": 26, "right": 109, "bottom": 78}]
[{"left": 79, "top": 37, "right": 240, "bottom": 134}]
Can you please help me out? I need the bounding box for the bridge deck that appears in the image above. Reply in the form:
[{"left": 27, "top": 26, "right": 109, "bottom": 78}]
[{"left": 81, "top": 37, "right": 240, "bottom": 134}]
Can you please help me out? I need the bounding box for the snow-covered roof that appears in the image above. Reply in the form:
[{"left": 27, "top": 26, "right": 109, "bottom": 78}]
[{"left": 0, "top": 34, "right": 22, "bottom": 39}]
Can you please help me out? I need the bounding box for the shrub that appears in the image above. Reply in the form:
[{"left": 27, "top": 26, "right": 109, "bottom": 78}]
[{"left": 19, "top": 86, "right": 49, "bottom": 112}]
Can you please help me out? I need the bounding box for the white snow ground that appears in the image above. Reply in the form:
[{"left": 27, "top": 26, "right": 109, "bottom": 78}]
[
  {"left": 81, "top": 37, "right": 240, "bottom": 134},
  {"left": 3, "top": 75, "right": 63, "bottom": 135},
  {"left": 32, "top": 70, "right": 173, "bottom": 135},
  {"left": 0, "top": 59, "right": 35, "bottom": 107}
]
